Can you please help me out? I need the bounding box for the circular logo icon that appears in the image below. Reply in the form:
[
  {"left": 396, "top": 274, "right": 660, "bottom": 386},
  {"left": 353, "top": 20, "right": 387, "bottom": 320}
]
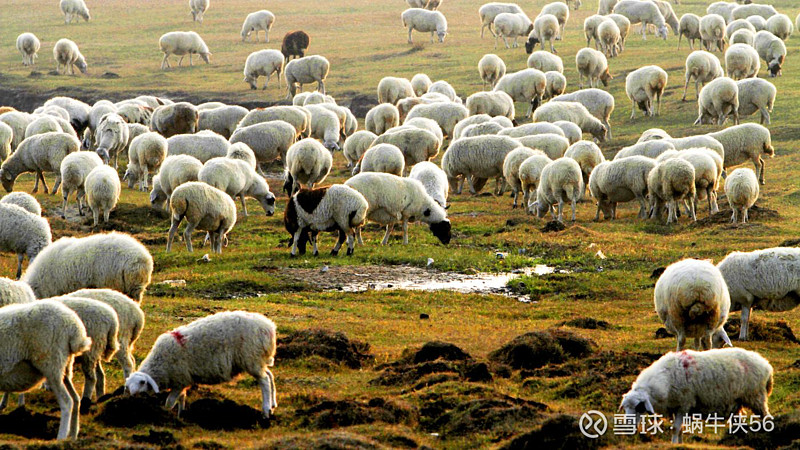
[{"left": 579, "top": 410, "right": 608, "bottom": 438}]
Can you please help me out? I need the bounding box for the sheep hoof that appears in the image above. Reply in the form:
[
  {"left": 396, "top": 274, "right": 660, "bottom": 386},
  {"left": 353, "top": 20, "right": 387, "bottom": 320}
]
[
  {"left": 330, "top": 249, "right": 339, "bottom": 256},
  {"left": 346, "top": 248, "right": 354, "bottom": 256}
]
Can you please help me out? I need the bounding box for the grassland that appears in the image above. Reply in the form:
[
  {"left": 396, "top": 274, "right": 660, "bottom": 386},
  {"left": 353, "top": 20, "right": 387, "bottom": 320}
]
[{"left": 1, "top": 0, "right": 800, "bottom": 448}]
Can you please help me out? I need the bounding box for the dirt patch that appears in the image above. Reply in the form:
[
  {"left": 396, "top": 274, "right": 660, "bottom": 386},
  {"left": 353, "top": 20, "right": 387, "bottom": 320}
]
[
  {"left": 489, "top": 330, "right": 597, "bottom": 370},
  {"left": 96, "top": 393, "right": 182, "bottom": 428},
  {"left": 780, "top": 238, "right": 800, "bottom": 247},
  {"left": 100, "top": 72, "right": 120, "bottom": 79},
  {"left": 541, "top": 221, "right": 567, "bottom": 233},
  {"left": 264, "top": 431, "right": 383, "bottom": 450},
  {"left": 524, "top": 351, "right": 659, "bottom": 379},
  {"left": 501, "top": 414, "right": 601, "bottom": 450},
  {"left": 183, "top": 398, "right": 270, "bottom": 430},
  {"left": 277, "top": 328, "right": 374, "bottom": 369},
  {"left": 558, "top": 317, "right": 611, "bottom": 330},
  {"left": 296, "top": 397, "right": 416, "bottom": 430},
  {"left": 373, "top": 433, "right": 418, "bottom": 448},
  {"left": 721, "top": 318, "right": 799, "bottom": 344},
  {"left": 691, "top": 205, "right": 779, "bottom": 227},
  {"left": 412, "top": 341, "right": 472, "bottom": 363},
  {"left": 131, "top": 429, "right": 179, "bottom": 446},
  {"left": 347, "top": 94, "right": 379, "bottom": 119},
  {"left": 719, "top": 413, "right": 800, "bottom": 449},
  {"left": 191, "top": 440, "right": 229, "bottom": 450},
  {"left": 372, "top": 342, "right": 492, "bottom": 388},
  {"left": 0, "top": 407, "right": 59, "bottom": 439},
  {"left": 192, "top": 280, "right": 273, "bottom": 300}
]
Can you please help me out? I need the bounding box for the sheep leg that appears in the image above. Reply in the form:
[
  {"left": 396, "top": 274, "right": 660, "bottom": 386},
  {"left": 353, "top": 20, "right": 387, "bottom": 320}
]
[
  {"left": 51, "top": 175, "right": 62, "bottom": 195},
  {"left": 346, "top": 231, "right": 356, "bottom": 256},
  {"left": 94, "top": 363, "right": 106, "bottom": 398},
  {"left": 756, "top": 156, "right": 765, "bottom": 184},
  {"left": 502, "top": 35, "right": 511, "bottom": 49},
  {"left": 240, "top": 194, "right": 249, "bottom": 216},
  {"left": 0, "top": 393, "right": 7, "bottom": 411},
  {"left": 118, "top": 349, "right": 134, "bottom": 379},
  {"left": 15, "top": 254, "right": 24, "bottom": 280},
  {"left": 430, "top": 31, "right": 435, "bottom": 43},
  {"left": 700, "top": 334, "right": 712, "bottom": 350},
  {"left": 62, "top": 189, "right": 71, "bottom": 219},
  {"left": 291, "top": 229, "right": 304, "bottom": 256},
  {"left": 165, "top": 389, "right": 184, "bottom": 412},
  {"left": 742, "top": 207, "right": 749, "bottom": 223},
  {"left": 571, "top": 195, "right": 577, "bottom": 222},
  {"left": 731, "top": 207, "right": 738, "bottom": 223},
  {"left": 258, "top": 375, "right": 274, "bottom": 418},
  {"left": 331, "top": 229, "right": 346, "bottom": 255},
  {"left": 311, "top": 231, "right": 319, "bottom": 256},
  {"left": 630, "top": 100, "right": 636, "bottom": 120},
  {"left": 672, "top": 413, "right": 684, "bottom": 443},
  {"left": 189, "top": 54, "right": 194, "bottom": 66},
  {"left": 161, "top": 54, "right": 170, "bottom": 70},
  {"left": 408, "top": 28, "right": 414, "bottom": 44},
  {"left": 177, "top": 56, "right": 184, "bottom": 67},
  {"left": 760, "top": 107, "right": 770, "bottom": 125},
  {"left": 641, "top": 24, "right": 647, "bottom": 40},
  {"left": 402, "top": 218, "right": 409, "bottom": 245},
  {"left": 81, "top": 362, "right": 97, "bottom": 403},
  {"left": 267, "top": 368, "right": 277, "bottom": 409},
  {"left": 556, "top": 199, "right": 564, "bottom": 222},
  {"left": 166, "top": 217, "right": 181, "bottom": 252},
  {"left": 40, "top": 173, "right": 51, "bottom": 194},
  {"left": 31, "top": 171, "right": 41, "bottom": 193},
  {"left": 356, "top": 227, "right": 364, "bottom": 245},
  {"left": 496, "top": 177, "right": 505, "bottom": 195},
  {"left": 92, "top": 208, "right": 100, "bottom": 228},
  {"left": 103, "top": 208, "right": 110, "bottom": 223},
  {"left": 381, "top": 224, "right": 394, "bottom": 245},
  {"left": 50, "top": 377, "right": 74, "bottom": 440},
  {"left": 676, "top": 332, "right": 686, "bottom": 351},
  {"left": 183, "top": 222, "right": 196, "bottom": 252}
]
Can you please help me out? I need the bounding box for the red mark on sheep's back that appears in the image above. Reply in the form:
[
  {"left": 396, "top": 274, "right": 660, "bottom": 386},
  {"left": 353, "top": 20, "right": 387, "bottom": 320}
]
[
  {"left": 678, "top": 351, "right": 696, "bottom": 380},
  {"left": 171, "top": 330, "right": 186, "bottom": 347}
]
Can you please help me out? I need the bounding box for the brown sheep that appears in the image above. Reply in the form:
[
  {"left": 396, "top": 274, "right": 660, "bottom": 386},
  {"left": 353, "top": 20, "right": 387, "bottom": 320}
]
[{"left": 281, "top": 31, "right": 310, "bottom": 64}]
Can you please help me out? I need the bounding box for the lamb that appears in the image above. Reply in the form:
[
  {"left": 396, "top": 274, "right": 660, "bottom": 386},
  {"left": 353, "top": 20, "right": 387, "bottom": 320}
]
[
  {"left": 530, "top": 157, "right": 583, "bottom": 222},
  {"left": 343, "top": 131, "right": 378, "bottom": 168},
  {"left": 283, "top": 138, "right": 332, "bottom": 195},
  {"left": 478, "top": 54, "right": 506, "bottom": 90},
  {"left": 647, "top": 158, "right": 696, "bottom": 223},
  {"left": 371, "top": 126, "right": 440, "bottom": 169},
  {"left": 625, "top": 65, "right": 668, "bottom": 119},
  {"left": 552, "top": 120, "right": 581, "bottom": 144},
  {"left": 588, "top": 156, "right": 655, "bottom": 220},
  {"left": 518, "top": 154, "right": 553, "bottom": 207},
  {"left": 0, "top": 202, "right": 51, "bottom": 279},
  {"left": 126, "top": 311, "right": 278, "bottom": 418},
  {"left": 1, "top": 192, "right": 41, "bottom": 216},
  {"left": 724, "top": 168, "right": 759, "bottom": 223},
  {"left": 612, "top": 0, "right": 668, "bottom": 40},
  {"left": 730, "top": 28, "right": 755, "bottom": 46},
  {"left": 241, "top": 10, "right": 275, "bottom": 42},
  {"left": 597, "top": 19, "right": 621, "bottom": 57},
  {"left": 543, "top": 71, "right": 567, "bottom": 100},
  {"left": 22, "top": 232, "right": 152, "bottom": 302},
  {"left": 59, "top": 151, "right": 102, "bottom": 219},
  {"left": 345, "top": 173, "right": 451, "bottom": 245},
  {"left": 285, "top": 185, "right": 368, "bottom": 256},
  {"left": 575, "top": 48, "right": 612, "bottom": 89},
  {"left": 243, "top": 50, "right": 283, "bottom": 91},
  {"left": 678, "top": 14, "right": 702, "bottom": 50},
  {"left": 526, "top": 14, "right": 560, "bottom": 53},
  {"left": 682, "top": 50, "right": 723, "bottom": 101},
  {"left": 597, "top": 0, "right": 618, "bottom": 15},
  {"left": 94, "top": 113, "right": 130, "bottom": 168},
  {"left": 16, "top": 33, "right": 40, "bottom": 66},
  {"left": 124, "top": 132, "right": 168, "bottom": 192},
  {"left": 731, "top": 4, "right": 777, "bottom": 21},
  {"left": 53, "top": 39, "right": 88, "bottom": 75},
  {"left": 199, "top": 157, "right": 276, "bottom": 217},
  {"left": 159, "top": 32, "right": 211, "bottom": 70},
  {"left": 149, "top": 155, "right": 203, "bottom": 212},
  {"left": 166, "top": 182, "right": 236, "bottom": 254},
  {"left": 365, "top": 104, "right": 400, "bottom": 135},
  {"left": 620, "top": 348, "right": 772, "bottom": 444},
  {"left": 725, "top": 44, "right": 760, "bottom": 80},
  {"left": 239, "top": 106, "right": 309, "bottom": 139},
  {"left": 466, "top": 91, "right": 515, "bottom": 120},
  {"left": 695, "top": 76, "right": 739, "bottom": 125},
  {"left": 753, "top": 30, "right": 786, "bottom": 77},
  {"left": 526, "top": 51, "right": 564, "bottom": 73},
  {"left": 442, "top": 135, "right": 521, "bottom": 194},
  {"left": 84, "top": 166, "right": 121, "bottom": 227},
  {"left": 494, "top": 68, "right": 547, "bottom": 118},
  {"left": 0, "top": 301, "right": 90, "bottom": 439},
  {"left": 608, "top": 14, "right": 631, "bottom": 51},
  {"left": 766, "top": 14, "right": 793, "bottom": 40},
  {"left": 479, "top": 3, "right": 525, "bottom": 38},
  {"left": 60, "top": 0, "right": 90, "bottom": 23},
  {"left": 189, "top": 0, "right": 209, "bottom": 23},
  {"left": 0, "top": 132, "right": 80, "bottom": 195},
  {"left": 533, "top": 101, "right": 607, "bottom": 142},
  {"left": 583, "top": 14, "right": 606, "bottom": 49},
  {"left": 281, "top": 31, "right": 310, "bottom": 63},
  {"left": 675, "top": 149, "right": 721, "bottom": 216},
  {"left": 411, "top": 73, "right": 432, "bottom": 96},
  {"left": 735, "top": 78, "right": 775, "bottom": 125},
  {"left": 353, "top": 144, "right": 405, "bottom": 177},
  {"left": 503, "top": 147, "right": 543, "bottom": 208},
  {"left": 284, "top": 55, "right": 330, "bottom": 99},
  {"left": 514, "top": 134, "right": 571, "bottom": 159},
  {"left": 229, "top": 121, "right": 296, "bottom": 168},
  {"left": 700, "top": 14, "right": 726, "bottom": 52},
  {"left": 409, "top": 161, "right": 448, "bottom": 208},
  {"left": 551, "top": 89, "right": 615, "bottom": 140},
  {"left": 402, "top": 8, "right": 448, "bottom": 44},
  {"left": 150, "top": 102, "right": 199, "bottom": 137},
  {"left": 564, "top": 140, "right": 605, "bottom": 191},
  {"left": 613, "top": 140, "right": 675, "bottom": 160},
  {"left": 405, "top": 102, "right": 468, "bottom": 138},
  {"left": 166, "top": 130, "right": 229, "bottom": 163}
]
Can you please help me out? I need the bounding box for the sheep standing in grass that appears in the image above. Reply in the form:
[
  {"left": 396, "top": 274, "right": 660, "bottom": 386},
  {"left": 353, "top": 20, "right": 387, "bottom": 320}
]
[
  {"left": 518, "top": 154, "right": 553, "bottom": 207},
  {"left": 564, "top": 141, "right": 605, "bottom": 193},
  {"left": 127, "top": 311, "right": 278, "bottom": 418},
  {"left": 526, "top": 51, "right": 564, "bottom": 73},
  {"left": 700, "top": 14, "right": 726, "bottom": 52},
  {"left": 284, "top": 55, "right": 330, "bottom": 99},
  {"left": 60, "top": 0, "right": 90, "bottom": 23},
  {"left": 551, "top": 89, "right": 614, "bottom": 140},
  {"left": 306, "top": 105, "right": 343, "bottom": 151},
  {"left": 149, "top": 155, "right": 203, "bottom": 212},
  {"left": 494, "top": 12, "right": 533, "bottom": 49},
  {"left": 753, "top": 31, "right": 786, "bottom": 77},
  {"left": 682, "top": 51, "right": 723, "bottom": 102},
  {"left": 343, "top": 131, "right": 378, "bottom": 168},
  {"left": 409, "top": 161, "right": 448, "bottom": 208},
  {"left": 159, "top": 32, "right": 211, "bottom": 70},
  {"left": 479, "top": 54, "right": 506, "bottom": 89},
  {"left": 647, "top": 158, "right": 696, "bottom": 223},
  {"left": 494, "top": 69, "right": 547, "bottom": 118},
  {"left": 281, "top": 31, "right": 310, "bottom": 63},
  {"left": 283, "top": 139, "right": 332, "bottom": 195},
  {"left": 190, "top": 0, "right": 209, "bottom": 23},
  {"left": 402, "top": 8, "right": 448, "bottom": 44},
  {"left": 621, "top": 348, "right": 772, "bottom": 444},
  {"left": 527, "top": 14, "right": 560, "bottom": 54},
  {"left": 95, "top": 113, "right": 130, "bottom": 168},
  {"left": 378, "top": 77, "right": 415, "bottom": 105},
  {"left": 543, "top": 71, "right": 567, "bottom": 100},
  {"left": 241, "top": 10, "right": 275, "bottom": 42},
  {"left": 60, "top": 151, "right": 103, "bottom": 219},
  {"left": 726, "top": 19, "right": 756, "bottom": 41},
  {"left": 614, "top": 140, "right": 674, "bottom": 160},
  {"left": 466, "top": 91, "right": 515, "bottom": 120},
  {"left": 730, "top": 29, "right": 755, "bottom": 46},
  {"left": 589, "top": 156, "right": 655, "bottom": 220},
  {"left": 365, "top": 104, "right": 400, "bottom": 135},
  {"left": 612, "top": 0, "right": 668, "bottom": 40},
  {"left": 1, "top": 132, "right": 80, "bottom": 195},
  {"left": 405, "top": 102, "right": 468, "bottom": 138},
  {"left": 667, "top": 149, "right": 721, "bottom": 217},
  {"left": 695, "top": 77, "right": 739, "bottom": 125},
  {"left": 530, "top": 157, "right": 583, "bottom": 222},
  {"left": 725, "top": 44, "right": 760, "bottom": 80},
  {"left": 0, "top": 203, "right": 51, "bottom": 279},
  {"left": 229, "top": 121, "right": 296, "bottom": 169},
  {"left": 1, "top": 192, "right": 41, "bottom": 216},
  {"left": 199, "top": 157, "right": 276, "bottom": 216},
  {"left": 731, "top": 4, "right": 777, "bottom": 21},
  {"left": 353, "top": 144, "right": 405, "bottom": 177},
  {"left": 747, "top": 16, "right": 767, "bottom": 32},
  {"left": 533, "top": 101, "right": 607, "bottom": 142},
  {"left": 85, "top": 166, "right": 121, "bottom": 227},
  {"left": 597, "top": 19, "right": 620, "bottom": 57},
  {"left": 198, "top": 106, "right": 247, "bottom": 139},
  {"left": 678, "top": 14, "right": 701, "bottom": 50},
  {"left": 0, "top": 122, "right": 12, "bottom": 165},
  {"left": 442, "top": 135, "right": 521, "bottom": 195},
  {"left": 54, "top": 39, "right": 87, "bottom": 75},
  {"left": 707, "top": 2, "right": 737, "bottom": 22},
  {"left": 285, "top": 185, "right": 368, "bottom": 256},
  {"left": 16, "top": 33, "right": 40, "bottom": 66},
  {"left": 724, "top": 168, "right": 759, "bottom": 223},
  {"left": 512, "top": 134, "right": 570, "bottom": 159},
  {"left": 503, "top": 147, "right": 542, "bottom": 208},
  {"left": 167, "top": 182, "right": 236, "bottom": 254},
  {"left": 597, "top": 0, "right": 617, "bottom": 15},
  {"left": 151, "top": 102, "right": 199, "bottom": 137},
  {"left": 372, "top": 126, "right": 440, "bottom": 169},
  {"left": 479, "top": 3, "right": 525, "bottom": 38},
  {"left": 243, "top": 50, "right": 284, "bottom": 90},
  {"left": 625, "top": 65, "right": 668, "bottom": 119},
  {"left": 411, "top": 73, "right": 432, "bottom": 96},
  {"left": 736, "top": 78, "right": 775, "bottom": 125},
  {"left": 125, "top": 132, "right": 167, "bottom": 191},
  {"left": 766, "top": 14, "right": 793, "bottom": 40},
  {"left": 575, "top": 48, "right": 612, "bottom": 89}
]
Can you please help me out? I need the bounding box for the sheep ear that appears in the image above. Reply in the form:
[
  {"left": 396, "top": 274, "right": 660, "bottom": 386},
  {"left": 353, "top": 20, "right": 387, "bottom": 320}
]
[
  {"left": 143, "top": 373, "right": 159, "bottom": 393},
  {"left": 644, "top": 398, "right": 655, "bottom": 414}
]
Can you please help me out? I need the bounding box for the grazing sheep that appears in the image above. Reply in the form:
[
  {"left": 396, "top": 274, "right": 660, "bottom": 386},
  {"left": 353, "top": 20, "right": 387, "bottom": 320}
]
[
  {"left": 1, "top": 192, "right": 41, "bottom": 216},
  {"left": 285, "top": 185, "right": 368, "bottom": 256},
  {"left": 614, "top": 140, "right": 675, "bottom": 160},
  {"left": 674, "top": 149, "right": 721, "bottom": 216},
  {"left": 514, "top": 133, "right": 571, "bottom": 159},
  {"left": 735, "top": 78, "right": 775, "bottom": 125},
  {"left": 552, "top": 120, "right": 581, "bottom": 144},
  {"left": 240, "top": 106, "right": 309, "bottom": 139},
  {"left": 353, "top": 144, "right": 405, "bottom": 176},
  {"left": 607, "top": 14, "right": 631, "bottom": 51},
  {"left": 60, "top": 151, "right": 102, "bottom": 219},
  {"left": 86, "top": 101, "right": 117, "bottom": 146},
  {"left": 125, "top": 132, "right": 168, "bottom": 191},
  {"left": 283, "top": 138, "right": 332, "bottom": 195},
  {"left": 724, "top": 168, "right": 759, "bottom": 223},
  {"left": 551, "top": 89, "right": 614, "bottom": 140},
  {"left": 229, "top": 121, "right": 296, "bottom": 169},
  {"left": 198, "top": 158, "right": 275, "bottom": 217},
  {"left": 284, "top": 55, "right": 330, "bottom": 99},
  {"left": 731, "top": 4, "right": 777, "bottom": 21},
  {"left": 597, "top": 19, "right": 621, "bottom": 57},
  {"left": 85, "top": 166, "right": 121, "bottom": 227},
  {"left": 700, "top": 14, "right": 727, "bottom": 52},
  {"left": 499, "top": 122, "right": 565, "bottom": 138},
  {"left": 541, "top": 2, "right": 570, "bottom": 37},
  {"left": 150, "top": 102, "right": 199, "bottom": 137},
  {"left": 589, "top": 156, "right": 655, "bottom": 220},
  {"left": 402, "top": 8, "right": 448, "bottom": 44},
  {"left": 726, "top": 19, "right": 756, "bottom": 40},
  {"left": 612, "top": 0, "right": 668, "bottom": 40},
  {"left": 159, "top": 32, "right": 211, "bottom": 70},
  {"left": 503, "top": 147, "right": 542, "bottom": 208},
  {"left": 189, "top": 0, "right": 209, "bottom": 23},
  {"left": 530, "top": 157, "right": 583, "bottom": 222},
  {"left": 564, "top": 140, "right": 605, "bottom": 191},
  {"left": 405, "top": 102, "right": 468, "bottom": 138},
  {"left": 126, "top": 311, "right": 278, "bottom": 418},
  {"left": 518, "top": 154, "right": 553, "bottom": 207},
  {"left": 53, "top": 39, "right": 87, "bottom": 75},
  {"left": 305, "top": 104, "right": 344, "bottom": 151},
  {"left": 166, "top": 131, "right": 228, "bottom": 164},
  {"left": 730, "top": 28, "right": 755, "bottom": 46},
  {"left": 0, "top": 203, "right": 51, "bottom": 279},
  {"left": 526, "top": 51, "right": 564, "bottom": 73},
  {"left": 281, "top": 31, "right": 310, "bottom": 63},
  {"left": 226, "top": 143, "right": 257, "bottom": 170},
  {"left": 372, "top": 126, "right": 440, "bottom": 169},
  {"left": 747, "top": 15, "right": 767, "bottom": 32},
  {"left": 527, "top": 14, "right": 560, "bottom": 54},
  {"left": 725, "top": 44, "right": 760, "bottom": 81},
  {"left": 94, "top": 113, "right": 130, "bottom": 168},
  {"left": 583, "top": 14, "right": 606, "bottom": 48},
  {"left": 683, "top": 51, "right": 723, "bottom": 101},
  {"left": 466, "top": 91, "right": 515, "bottom": 120},
  {"left": 24, "top": 115, "right": 62, "bottom": 140},
  {"left": 543, "top": 71, "right": 567, "bottom": 100},
  {"left": 409, "top": 161, "right": 448, "bottom": 208},
  {"left": 365, "top": 104, "right": 400, "bottom": 135},
  {"left": 442, "top": 135, "right": 521, "bottom": 194},
  {"left": 647, "top": 158, "right": 696, "bottom": 223},
  {"left": 1, "top": 132, "right": 80, "bottom": 195},
  {"left": 651, "top": 0, "right": 679, "bottom": 35},
  {"left": 0, "top": 111, "right": 34, "bottom": 154},
  {"left": 478, "top": 54, "right": 506, "bottom": 90},
  {"left": 243, "top": 50, "right": 283, "bottom": 91},
  {"left": 198, "top": 106, "right": 247, "bottom": 139},
  {"left": 625, "top": 65, "right": 668, "bottom": 119},
  {"left": 377, "top": 77, "right": 415, "bottom": 106},
  {"left": 167, "top": 182, "right": 236, "bottom": 254},
  {"left": 345, "top": 173, "right": 451, "bottom": 245},
  {"left": 427, "top": 80, "right": 459, "bottom": 102},
  {"left": 575, "top": 48, "right": 612, "bottom": 89},
  {"left": 766, "top": 14, "right": 792, "bottom": 40},
  {"left": 533, "top": 101, "right": 607, "bottom": 142},
  {"left": 695, "top": 76, "right": 739, "bottom": 125},
  {"left": 597, "top": 0, "right": 618, "bottom": 15},
  {"left": 16, "top": 33, "right": 40, "bottom": 66},
  {"left": 149, "top": 155, "right": 202, "bottom": 212},
  {"left": 620, "top": 348, "right": 772, "bottom": 444},
  {"left": 707, "top": 2, "right": 737, "bottom": 22},
  {"left": 753, "top": 30, "right": 786, "bottom": 77},
  {"left": 60, "top": 0, "right": 90, "bottom": 23},
  {"left": 43, "top": 97, "right": 91, "bottom": 136},
  {"left": 709, "top": 123, "right": 774, "bottom": 183},
  {"left": 0, "top": 301, "right": 90, "bottom": 440},
  {"left": 678, "top": 14, "right": 702, "bottom": 50},
  {"left": 494, "top": 69, "right": 547, "bottom": 118},
  {"left": 343, "top": 131, "right": 377, "bottom": 168},
  {"left": 410, "top": 73, "right": 432, "bottom": 96},
  {"left": 479, "top": 3, "right": 525, "bottom": 38},
  {"left": 241, "top": 10, "right": 275, "bottom": 42}
]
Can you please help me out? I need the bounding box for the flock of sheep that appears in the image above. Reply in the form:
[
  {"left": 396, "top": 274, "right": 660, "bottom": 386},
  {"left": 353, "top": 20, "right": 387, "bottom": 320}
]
[{"left": 0, "top": 0, "right": 798, "bottom": 444}]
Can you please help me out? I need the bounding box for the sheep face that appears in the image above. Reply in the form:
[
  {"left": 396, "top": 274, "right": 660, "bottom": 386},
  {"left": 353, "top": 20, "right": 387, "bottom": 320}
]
[
  {"left": 767, "top": 60, "right": 782, "bottom": 77},
  {"left": 620, "top": 389, "right": 655, "bottom": 425},
  {"left": 657, "top": 26, "right": 669, "bottom": 40},
  {"left": 525, "top": 35, "right": 540, "bottom": 53},
  {"left": 428, "top": 218, "right": 451, "bottom": 244},
  {"left": 323, "top": 140, "right": 340, "bottom": 152},
  {"left": 531, "top": 200, "right": 550, "bottom": 218},
  {"left": 244, "top": 76, "right": 258, "bottom": 90},
  {"left": 149, "top": 187, "right": 168, "bottom": 211},
  {"left": 96, "top": 147, "right": 110, "bottom": 164},
  {"left": 259, "top": 193, "right": 276, "bottom": 216},
  {"left": 76, "top": 60, "right": 88, "bottom": 74},
  {"left": 199, "top": 52, "right": 212, "bottom": 64},
  {"left": 126, "top": 372, "right": 159, "bottom": 395},
  {"left": 80, "top": 11, "right": 90, "bottom": 21},
  {"left": 0, "top": 170, "right": 14, "bottom": 192},
  {"left": 600, "top": 70, "right": 613, "bottom": 87},
  {"left": 437, "top": 31, "right": 447, "bottom": 43},
  {"left": 763, "top": 143, "right": 775, "bottom": 157},
  {"left": 593, "top": 125, "right": 608, "bottom": 142}
]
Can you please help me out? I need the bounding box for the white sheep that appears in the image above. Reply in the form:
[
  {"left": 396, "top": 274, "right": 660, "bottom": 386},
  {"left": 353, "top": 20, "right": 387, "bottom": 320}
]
[
  {"left": 724, "top": 168, "right": 759, "bottom": 223},
  {"left": 700, "top": 14, "right": 727, "bottom": 52},
  {"left": 409, "top": 161, "right": 448, "bottom": 208},
  {"left": 22, "top": 232, "right": 153, "bottom": 302},
  {"left": 612, "top": 0, "right": 668, "bottom": 40},
  {"left": 42, "top": 97, "right": 91, "bottom": 136},
  {"left": 766, "top": 13, "right": 793, "bottom": 40},
  {"left": 724, "top": 43, "right": 760, "bottom": 80},
  {"left": 678, "top": 14, "right": 702, "bottom": 50},
  {"left": 85, "top": 165, "right": 121, "bottom": 227},
  {"left": 731, "top": 4, "right": 777, "bottom": 21},
  {"left": 550, "top": 89, "right": 615, "bottom": 139},
  {"left": 442, "top": 135, "right": 521, "bottom": 194},
  {"left": 466, "top": 91, "right": 515, "bottom": 120},
  {"left": 94, "top": 113, "right": 130, "bottom": 168},
  {"left": 526, "top": 50, "right": 564, "bottom": 73},
  {"left": 126, "top": 311, "right": 278, "bottom": 418},
  {"left": 197, "top": 106, "right": 247, "bottom": 140},
  {"left": 405, "top": 102, "right": 468, "bottom": 138},
  {"left": 620, "top": 348, "right": 772, "bottom": 444},
  {"left": 343, "top": 131, "right": 378, "bottom": 168},
  {"left": 198, "top": 158, "right": 275, "bottom": 217},
  {"left": 0, "top": 122, "right": 11, "bottom": 164},
  {"left": 478, "top": 54, "right": 506, "bottom": 90},
  {"left": 53, "top": 39, "right": 87, "bottom": 75},
  {"left": 345, "top": 172, "right": 451, "bottom": 245},
  {"left": 353, "top": 144, "right": 405, "bottom": 176},
  {"left": 736, "top": 78, "right": 775, "bottom": 125},
  {"left": 285, "top": 185, "right": 368, "bottom": 256},
  {"left": 16, "top": 33, "right": 40, "bottom": 66},
  {"left": 647, "top": 158, "right": 696, "bottom": 223},
  {"left": 514, "top": 134, "right": 571, "bottom": 159},
  {"left": 730, "top": 28, "right": 755, "bottom": 46},
  {"left": 1, "top": 132, "right": 80, "bottom": 195},
  {"left": 241, "top": 10, "right": 275, "bottom": 42},
  {"left": 526, "top": 14, "right": 560, "bottom": 54},
  {"left": 365, "top": 104, "right": 400, "bottom": 135},
  {"left": 753, "top": 30, "right": 786, "bottom": 77},
  {"left": 552, "top": 120, "right": 581, "bottom": 144},
  {"left": 410, "top": 73, "right": 432, "bottom": 96},
  {"left": 575, "top": 48, "right": 612, "bottom": 89},
  {"left": 479, "top": 2, "right": 525, "bottom": 38},
  {"left": 427, "top": 80, "right": 459, "bottom": 102},
  {"left": 695, "top": 76, "right": 739, "bottom": 125},
  {"left": 0, "top": 301, "right": 90, "bottom": 439},
  {"left": 589, "top": 156, "right": 655, "bottom": 220},
  {"left": 226, "top": 143, "right": 257, "bottom": 170},
  {"left": 284, "top": 55, "right": 330, "bottom": 99},
  {"left": 530, "top": 157, "right": 583, "bottom": 222},
  {"left": 543, "top": 71, "right": 567, "bottom": 100},
  {"left": 404, "top": 117, "right": 445, "bottom": 145},
  {"left": 707, "top": 1, "right": 737, "bottom": 21},
  {"left": 613, "top": 140, "right": 675, "bottom": 160},
  {"left": 402, "top": 8, "right": 448, "bottom": 44},
  {"left": 453, "top": 115, "right": 492, "bottom": 140},
  {"left": 518, "top": 153, "right": 553, "bottom": 207},
  {"left": 608, "top": 14, "right": 631, "bottom": 51},
  {"left": 625, "top": 65, "right": 668, "bottom": 119},
  {"left": 0, "top": 203, "right": 50, "bottom": 279},
  {"left": 597, "top": 0, "right": 618, "bottom": 15},
  {"left": 305, "top": 104, "right": 343, "bottom": 151},
  {"left": 24, "top": 115, "right": 63, "bottom": 140},
  {"left": 239, "top": 106, "right": 309, "bottom": 139},
  {"left": 0, "top": 111, "right": 35, "bottom": 154},
  {"left": 494, "top": 68, "right": 547, "bottom": 118},
  {"left": 583, "top": 14, "right": 605, "bottom": 49},
  {"left": 0, "top": 192, "right": 41, "bottom": 216},
  {"left": 503, "top": 147, "right": 543, "bottom": 208},
  {"left": 60, "top": 0, "right": 90, "bottom": 23},
  {"left": 499, "top": 122, "right": 565, "bottom": 138},
  {"left": 726, "top": 19, "right": 756, "bottom": 40},
  {"left": 59, "top": 151, "right": 103, "bottom": 219},
  {"left": 283, "top": 138, "right": 332, "bottom": 195},
  {"left": 747, "top": 15, "right": 767, "bottom": 32},
  {"left": 150, "top": 102, "right": 199, "bottom": 137},
  {"left": 166, "top": 130, "right": 229, "bottom": 163},
  {"left": 243, "top": 49, "right": 283, "bottom": 91},
  {"left": 564, "top": 140, "right": 605, "bottom": 192},
  {"left": 372, "top": 126, "right": 440, "bottom": 169},
  {"left": 675, "top": 149, "right": 722, "bottom": 216},
  {"left": 378, "top": 77, "right": 415, "bottom": 105},
  {"left": 652, "top": 0, "right": 679, "bottom": 35},
  {"left": 229, "top": 121, "right": 296, "bottom": 168},
  {"left": 597, "top": 18, "right": 621, "bottom": 57},
  {"left": 167, "top": 182, "right": 236, "bottom": 254},
  {"left": 533, "top": 101, "right": 607, "bottom": 142},
  {"left": 159, "top": 32, "right": 211, "bottom": 70},
  {"left": 149, "top": 155, "right": 203, "bottom": 212},
  {"left": 460, "top": 122, "right": 504, "bottom": 138},
  {"left": 682, "top": 50, "right": 723, "bottom": 102}
]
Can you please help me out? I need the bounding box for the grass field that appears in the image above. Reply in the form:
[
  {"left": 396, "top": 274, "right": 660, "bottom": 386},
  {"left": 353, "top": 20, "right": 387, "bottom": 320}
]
[{"left": 1, "top": 0, "right": 800, "bottom": 448}]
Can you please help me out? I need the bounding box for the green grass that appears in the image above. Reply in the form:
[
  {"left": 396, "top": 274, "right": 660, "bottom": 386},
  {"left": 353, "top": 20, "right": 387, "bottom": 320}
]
[{"left": 1, "top": 0, "right": 800, "bottom": 448}]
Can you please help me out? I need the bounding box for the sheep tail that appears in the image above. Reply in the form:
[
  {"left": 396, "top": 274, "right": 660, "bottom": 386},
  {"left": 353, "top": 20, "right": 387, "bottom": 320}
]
[{"left": 70, "top": 335, "right": 92, "bottom": 355}]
